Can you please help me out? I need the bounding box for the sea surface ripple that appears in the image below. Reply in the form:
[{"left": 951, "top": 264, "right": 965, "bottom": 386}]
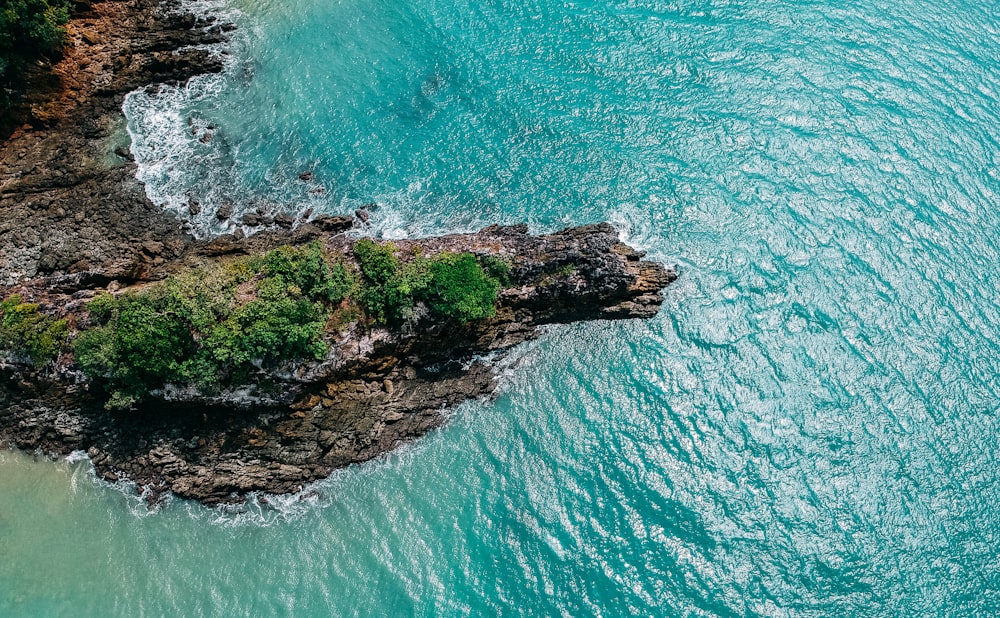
[{"left": 4, "top": 0, "right": 1000, "bottom": 615}]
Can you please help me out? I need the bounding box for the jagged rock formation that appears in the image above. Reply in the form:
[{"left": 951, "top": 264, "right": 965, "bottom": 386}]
[
  {"left": 0, "top": 220, "right": 675, "bottom": 504},
  {"left": 0, "top": 0, "right": 678, "bottom": 505}
]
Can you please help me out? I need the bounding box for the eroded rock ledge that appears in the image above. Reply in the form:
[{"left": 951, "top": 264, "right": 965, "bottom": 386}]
[{"left": 1, "top": 221, "right": 675, "bottom": 504}]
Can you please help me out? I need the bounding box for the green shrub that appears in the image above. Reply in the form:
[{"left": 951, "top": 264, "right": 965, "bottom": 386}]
[
  {"left": 0, "top": 294, "right": 68, "bottom": 365},
  {"left": 74, "top": 290, "right": 199, "bottom": 408},
  {"left": 480, "top": 255, "right": 513, "bottom": 285},
  {"left": 353, "top": 239, "right": 398, "bottom": 284},
  {"left": 104, "top": 390, "right": 138, "bottom": 411},
  {"left": 352, "top": 240, "right": 501, "bottom": 324},
  {"left": 353, "top": 239, "right": 412, "bottom": 322},
  {"left": 555, "top": 264, "right": 576, "bottom": 277},
  {"left": 206, "top": 279, "right": 327, "bottom": 366},
  {"left": 73, "top": 243, "right": 349, "bottom": 409},
  {"left": 263, "top": 242, "right": 354, "bottom": 303},
  {"left": 99, "top": 292, "right": 193, "bottom": 383},
  {"left": 423, "top": 253, "right": 500, "bottom": 321},
  {"left": 0, "top": 0, "right": 75, "bottom": 106}
]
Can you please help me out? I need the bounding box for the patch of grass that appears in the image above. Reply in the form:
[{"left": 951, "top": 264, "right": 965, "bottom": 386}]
[
  {"left": 0, "top": 294, "right": 68, "bottom": 365},
  {"left": 329, "top": 303, "right": 363, "bottom": 331}
]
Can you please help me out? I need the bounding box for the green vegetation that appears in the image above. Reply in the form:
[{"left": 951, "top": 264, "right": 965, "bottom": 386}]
[
  {"left": 425, "top": 253, "right": 501, "bottom": 322},
  {"left": 0, "top": 294, "right": 68, "bottom": 365},
  {"left": 72, "top": 240, "right": 504, "bottom": 410},
  {"left": 480, "top": 255, "right": 513, "bottom": 285},
  {"left": 74, "top": 242, "right": 355, "bottom": 409},
  {"left": 353, "top": 240, "right": 501, "bottom": 324},
  {"left": 0, "top": 0, "right": 75, "bottom": 107},
  {"left": 353, "top": 239, "right": 409, "bottom": 322}
]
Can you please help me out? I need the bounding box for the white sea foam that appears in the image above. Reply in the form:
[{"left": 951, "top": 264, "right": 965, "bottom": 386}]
[
  {"left": 123, "top": 0, "right": 253, "bottom": 238},
  {"left": 344, "top": 180, "right": 487, "bottom": 240},
  {"left": 64, "top": 449, "right": 89, "bottom": 464},
  {"left": 58, "top": 449, "right": 173, "bottom": 515},
  {"left": 607, "top": 200, "right": 657, "bottom": 253}
]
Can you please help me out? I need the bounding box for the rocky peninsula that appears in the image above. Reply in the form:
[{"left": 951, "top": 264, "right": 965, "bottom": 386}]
[{"left": 0, "top": 0, "right": 676, "bottom": 504}]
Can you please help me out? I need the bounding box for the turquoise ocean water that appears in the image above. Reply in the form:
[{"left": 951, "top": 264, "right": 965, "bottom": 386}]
[{"left": 4, "top": 0, "right": 1000, "bottom": 614}]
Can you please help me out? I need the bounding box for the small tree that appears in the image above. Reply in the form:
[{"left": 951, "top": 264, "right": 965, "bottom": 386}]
[{"left": 0, "top": 0, "right": 75, "bottom": 107}]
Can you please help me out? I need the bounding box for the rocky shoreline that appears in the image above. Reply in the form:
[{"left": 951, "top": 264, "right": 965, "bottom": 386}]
[
  {"left": 2, "top": 221, "right": 674, "bottom": 504},
  {"left": 0, "top": 0, "right": 677, "bottom": 505},
  {"left": 0, "top": 0, "right": 228, "bottom": 286}
]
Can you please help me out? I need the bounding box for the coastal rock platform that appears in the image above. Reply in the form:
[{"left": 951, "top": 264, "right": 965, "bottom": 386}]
[
  {"left": 0, "top": 0, "right": 677, "bottom": 504},
  {"left": 1, "top": 220, "right": 675, "bottom": 504}
]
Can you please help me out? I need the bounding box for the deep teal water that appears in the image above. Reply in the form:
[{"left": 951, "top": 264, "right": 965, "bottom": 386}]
[{"left": 4, "top": 0, "right": 1000, "bottom": 614}]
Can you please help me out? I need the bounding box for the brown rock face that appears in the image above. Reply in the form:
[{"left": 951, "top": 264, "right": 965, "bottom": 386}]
[
  {"left": 0, "top": 0, "right": 227, "bottom": 286},
  {"left": 0, "top": 1, "right": 679, "bottom": 505},
  {"left": 0, "top": 222, "right": 676, "bottom": 504}
]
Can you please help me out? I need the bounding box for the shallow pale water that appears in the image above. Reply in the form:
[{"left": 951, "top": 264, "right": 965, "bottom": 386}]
[{"left": 5, "top": 0, "right": 1000, "bottom": 614}]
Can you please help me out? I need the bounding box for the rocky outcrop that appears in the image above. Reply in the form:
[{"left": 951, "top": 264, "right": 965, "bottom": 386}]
[
  {"left": 0, "top": 221, "right": 675, "bottom": 504},
  {"left": 0, "top": 0, "right": 228, "bottom": 286},
  {"left": 0, "top": 1, "right": 678, "bottom": 505}
]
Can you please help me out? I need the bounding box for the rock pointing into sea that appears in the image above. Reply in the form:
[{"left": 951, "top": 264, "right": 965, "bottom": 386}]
[
  {"left": 0, "top": 0, "right": 677, "bottom": 505},
  {"left": 0, "top": 219, "right": 675, "bottom": 504}
]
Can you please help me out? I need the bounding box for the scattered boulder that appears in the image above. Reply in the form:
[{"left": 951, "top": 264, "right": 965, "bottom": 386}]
[{"left": 216, "top": 201, "right": 234, "bottom": 220}]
